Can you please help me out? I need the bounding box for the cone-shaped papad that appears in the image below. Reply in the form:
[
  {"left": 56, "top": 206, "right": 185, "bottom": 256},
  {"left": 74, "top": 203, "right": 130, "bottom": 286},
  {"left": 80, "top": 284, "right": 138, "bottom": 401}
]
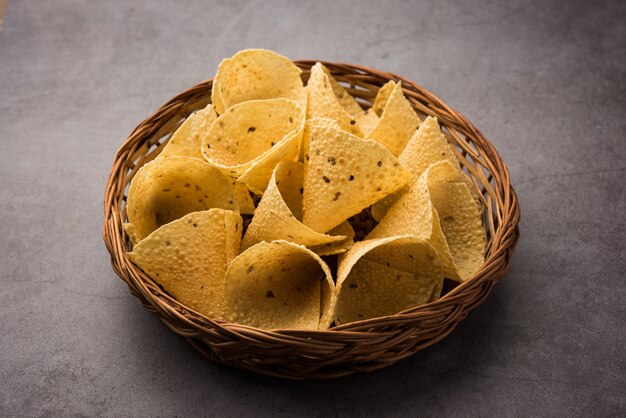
[
  {"left": 334, "top": 236, "right": 443, "bottom": 324},
  {"left": 372, "top": 116, "right": 463, "bottom": 220},
  {"left": 371, "top": 80, "right": 395, "bottom": 116},
  {"left": 201, "top": 98, "right": 304, "bottom": 193},
  {"left": 317, "top": 63, "right": 365, "bottom": 117},
  {"left": 159, "top": 104, "right": 217, "bottom": 160},
  {"left": 241, "top": 161, "right": 353, "bottom": 255},
  {"left": 211, "top": 49, "right": 306, "bottom": 115},
  {"left": 224, "top": 240, "right": 335, "bottom": 330},
  {"left": 302, "top": 125, "right": 411, "bottom": 233},
  {"left": 368, "top": 160, "right": 486, "bottom": 282},
  {"left": 156, "top": 105, "right": 255, "bottom": 214},
  {"left": 365, "top": 81, "right": 421, "bottom": 156},
  {"left": 126, "top": 157, "right": 239, "bottom": 243},
  {"left": 306, "top": 62, "right": 362, "bottom": 136},
  {"left": 129, "top": 209, "right": 243, "bottom": 320}
]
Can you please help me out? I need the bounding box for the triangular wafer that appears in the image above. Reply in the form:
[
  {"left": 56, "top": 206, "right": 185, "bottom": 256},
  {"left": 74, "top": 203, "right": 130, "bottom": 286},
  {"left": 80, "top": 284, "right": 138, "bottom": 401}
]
[
  {"left": 224, "top": 240, "right": 335, "bottom": 330},
  {"left": 365, "top": 81, "right": 420, "bottom": 156},
  {"left": 129, "top": 209, "right": 242, "bottom": 320},
  {"left": 155, "top": 105, "right": 256, "bottom": 214},
  {"left": 211, "top": 49, "right": 306, "bottom": 114},
  {"left": 371, "top": 80, "right": 395, "bottom": 116},
  {"left": 372, "top": 116, "right": 463, "bottom": 220},
  {"left": 201, "top": 98, "right": 304, "bottom": 184},
  {"left": 318, "top": 63, "right": 365, "bottom": 117},
  {"left": 302, "top": 125, "right": 411, "bottom": 233},
  {"left": 126, "top": 157, "right": 239, "bottom": 243},
  {"left": 159, "top": 104, "right": 217, "bottom": 160},
  {"left": 241, "top": 161, "right": 351, "bottom": 254},
  {"left": 368, "top": 161, "right": 485, "bottom": 281},
  {"left": 334, "top": 236, "right": 442, "bottom": 324},
  {"left": 306, "top": 63, "right": 362, "bottom": 136}
]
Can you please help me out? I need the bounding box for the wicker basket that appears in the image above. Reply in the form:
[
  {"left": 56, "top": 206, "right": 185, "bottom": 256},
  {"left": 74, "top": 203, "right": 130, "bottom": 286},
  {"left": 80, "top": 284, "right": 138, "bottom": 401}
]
[{"left": 103, "top": 61, "right": 520, "bottom": 379}]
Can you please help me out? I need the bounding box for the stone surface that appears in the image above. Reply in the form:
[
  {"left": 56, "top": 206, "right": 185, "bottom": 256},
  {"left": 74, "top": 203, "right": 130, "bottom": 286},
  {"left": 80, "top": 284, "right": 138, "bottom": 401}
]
[{"left": 1, "top": 0, "right": 624, "bottom": 416}]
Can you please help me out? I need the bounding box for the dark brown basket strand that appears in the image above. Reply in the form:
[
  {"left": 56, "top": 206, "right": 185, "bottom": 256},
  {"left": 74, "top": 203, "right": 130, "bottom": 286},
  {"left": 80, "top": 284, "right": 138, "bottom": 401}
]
[{"left": 103, "top": 61, "right": 521, "bottom": 379}]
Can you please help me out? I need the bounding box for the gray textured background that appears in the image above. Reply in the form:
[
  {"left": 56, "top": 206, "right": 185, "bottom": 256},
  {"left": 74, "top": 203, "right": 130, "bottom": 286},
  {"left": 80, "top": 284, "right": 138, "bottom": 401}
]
[{"left": 1, "top": 0, "right": 624, "bottom": 416}]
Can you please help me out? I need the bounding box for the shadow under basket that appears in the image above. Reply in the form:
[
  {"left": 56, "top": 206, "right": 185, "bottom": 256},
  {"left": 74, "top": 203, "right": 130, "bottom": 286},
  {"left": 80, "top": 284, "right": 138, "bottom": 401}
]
[{"left": 103, "top": 61, "right": 521, "bottom": 379}]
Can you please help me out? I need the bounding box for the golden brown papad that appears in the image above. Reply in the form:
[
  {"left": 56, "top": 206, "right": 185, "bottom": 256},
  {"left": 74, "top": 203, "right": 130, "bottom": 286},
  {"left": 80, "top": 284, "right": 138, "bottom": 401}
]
[
  {"left": 334, "top": 236, "right": 443, "bottom": 324},
  {"left": 317, "top": 63, "right": 365, "bottom": 117},
  {"left": 299, "top": 117, "right": 340, "bottom": 163},
  {"left": 306, "top": 62, "right": 363, "bottom": 136},
  {"left": 368, "top": 160, "right": 486, "bottom": 282},
  {"left": 356, "top": 108, "right": 380, "bottom": 137},
  {"left": 129, "top": 209, "right": 243, "bottom": 320},
  {"left": 302, "top": 125, "right": 411, "bottom": 233},
  {"left": 224, "top": 240, "right": 335, "bottom": 330},
  {"left": 211, "top": 49, "right": 306, "bottom": 115},
  {"left": 236, "top": 123, "right": 305, "bottom": 195},
  {"left": 155, "top": 104, "right": 257, "bottom": 214},
  {"left": 201, "top": 98, "right": 304, "bottom": 176},
  {"left": 241, "top": 161, "right": 352, "bottom": 255},
  {"left": 159, "top": 104, "right": 217, "bottom": 160},
  {"left": 372, "top": 116, "right": 463, "bottom": 221},
  {"left": 125, "top": 156, "right": 239, "bottom": 243},
  {"left": 371, "top": 80, "right": 395, "bottom": 116},
  {"left": 365, "top": 81, "right": 421, "bottom": 156}
]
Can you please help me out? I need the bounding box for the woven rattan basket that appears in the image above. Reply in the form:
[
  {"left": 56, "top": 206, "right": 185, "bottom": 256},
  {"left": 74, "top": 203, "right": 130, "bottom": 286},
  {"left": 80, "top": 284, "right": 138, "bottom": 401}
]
[{"left": 103, "top": 61, "right": 520, "bottom": 379}]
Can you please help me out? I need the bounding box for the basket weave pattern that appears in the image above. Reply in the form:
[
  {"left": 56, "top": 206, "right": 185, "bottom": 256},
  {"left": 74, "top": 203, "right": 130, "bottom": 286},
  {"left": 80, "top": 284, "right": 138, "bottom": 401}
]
[{"left": 103, "top": 61, "right": 520, "bottom": 379}]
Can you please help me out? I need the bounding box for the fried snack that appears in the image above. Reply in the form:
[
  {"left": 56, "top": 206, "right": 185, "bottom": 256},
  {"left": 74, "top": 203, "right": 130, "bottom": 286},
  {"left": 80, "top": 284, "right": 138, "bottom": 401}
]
[
  {"left": 224, "top": 240, "right": 335, "bottom": 330},
  {"left": 129, "top": 209, "right": 242, "bottom": 320}
]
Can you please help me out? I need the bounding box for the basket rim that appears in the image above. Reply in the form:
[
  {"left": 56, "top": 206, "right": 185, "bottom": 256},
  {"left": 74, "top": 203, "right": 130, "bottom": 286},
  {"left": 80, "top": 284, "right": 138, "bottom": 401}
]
[{"left": 102, "top": 59, "right": 520, "bottom": 377}]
